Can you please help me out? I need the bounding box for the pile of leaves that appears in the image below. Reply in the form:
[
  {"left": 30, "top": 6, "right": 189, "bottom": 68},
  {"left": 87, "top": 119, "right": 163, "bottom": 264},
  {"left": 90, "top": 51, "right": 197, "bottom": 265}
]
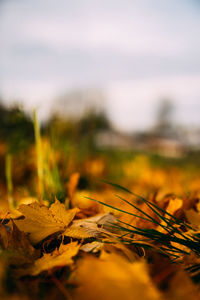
[{"left": 1, "top": 181, "right": 200, "bottom": 300}]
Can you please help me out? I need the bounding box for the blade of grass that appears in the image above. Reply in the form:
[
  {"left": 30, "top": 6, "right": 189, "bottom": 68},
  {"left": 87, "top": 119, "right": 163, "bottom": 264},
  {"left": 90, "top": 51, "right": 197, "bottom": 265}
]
[
  {"left": 115, "top": 222, "right": 190, "bottom": 255},
  {"left": 116, "top": 194, "right": 189, "bottom": 241},
  {"left": 5, "top": 154, "right": 15, "bottom": 209},
  {"left": 33, "top": 109, "right": 44, "bottom": 202},
  {"left": 115, "top": 194, "right": 172, "bottom": 233},
  {"left": 103, "top": 180, "right": 193, "bottom": 230},
  {"left": 84, "top": 196, "right": 160, "bottom": 224}
]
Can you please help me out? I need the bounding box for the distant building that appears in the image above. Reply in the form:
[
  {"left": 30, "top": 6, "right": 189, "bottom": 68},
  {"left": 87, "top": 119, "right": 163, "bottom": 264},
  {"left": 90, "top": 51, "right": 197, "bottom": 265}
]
[
  {"left": 52, "top": 88, "right": 105, "bottom": 119},
  {"left": 95, "top": 130, "right": 134, "bottom": 150},
  {"left": 95, "top": 126, "right": 200, "bottom": 157}
]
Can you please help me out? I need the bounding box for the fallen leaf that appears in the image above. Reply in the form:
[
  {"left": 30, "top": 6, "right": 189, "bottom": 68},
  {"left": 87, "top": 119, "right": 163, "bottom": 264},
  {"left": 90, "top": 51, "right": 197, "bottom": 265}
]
[
  {"left": 15, "top": 200, "right": 78, "bottom": 244},
  {"left": 0, "top": 222, "right": 39, "bottom": 266},
  {"left": 64, "top": 226, "right": 96, "bottom": 239},
  {"left": 50, "top": 200, "right": 78, "bottom": 225},
  {"left": 64, "top": 213, "right": 117, "bottom": 239},
  {"left": 20, "top": 241, "right": 80, "bottom": 276},
  {"left": 166, "top": 270, "right": 200, "bottom": 300},
  {"left": 185, "top": 209, "right": 200, "bottom": 227},
  {"left": 158, "top": 198, "right": 183, "bottom": 232},
  {"left": 165, "top": 198, "right": 183, "bottom": 215},
  {"left": 101, "top": 242, "right": 139, "bottom": 262},
  {"left": 80, "top": 241, "right": 103, "bottom": 253},
  {"left": 71, "top": 255, "right": 162, "bottom": 300}
]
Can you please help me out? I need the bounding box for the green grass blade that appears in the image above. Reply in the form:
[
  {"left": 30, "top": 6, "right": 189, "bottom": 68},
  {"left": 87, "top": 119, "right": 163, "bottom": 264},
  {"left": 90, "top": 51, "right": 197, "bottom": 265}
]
[
  {"left": 84, "top": 196, "right": 155, "bottom": 223},
  {"left": 5, "top": 154, "right": 14, "bottom": 209},
  {"left": 103, "top": 180, "right": 193, "bottom": 230},
  {"left": 33, "top": 109, "right": 44, "bottom": 201}
]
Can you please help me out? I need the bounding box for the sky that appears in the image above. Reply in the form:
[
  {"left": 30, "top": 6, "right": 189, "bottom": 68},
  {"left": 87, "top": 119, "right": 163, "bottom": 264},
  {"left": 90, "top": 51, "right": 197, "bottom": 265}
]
[{"left": 0, "top": 0, "right": 200, "bottom": 131}]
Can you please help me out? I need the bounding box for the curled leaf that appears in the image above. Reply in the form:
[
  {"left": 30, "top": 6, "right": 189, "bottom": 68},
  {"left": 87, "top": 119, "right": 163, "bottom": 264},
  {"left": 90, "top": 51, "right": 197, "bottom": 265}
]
[{"left": 64, "top": 213, "right": 117, "bottom": 239}]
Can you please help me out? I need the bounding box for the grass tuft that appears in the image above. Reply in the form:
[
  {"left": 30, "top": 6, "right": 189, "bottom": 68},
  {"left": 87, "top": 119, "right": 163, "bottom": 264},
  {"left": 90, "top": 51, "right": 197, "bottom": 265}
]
[{"left": 87, "top": 182, "right": 200, "bottom": 267}]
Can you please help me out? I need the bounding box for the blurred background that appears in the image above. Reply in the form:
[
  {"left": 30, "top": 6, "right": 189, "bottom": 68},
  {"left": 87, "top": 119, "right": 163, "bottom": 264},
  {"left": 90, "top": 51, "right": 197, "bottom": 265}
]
[
  {"left": 0, "top": 0, "right": 200, "bottom": 203},
  {"left": 1, "top": 0, "right": 200, "bottom": 130}
]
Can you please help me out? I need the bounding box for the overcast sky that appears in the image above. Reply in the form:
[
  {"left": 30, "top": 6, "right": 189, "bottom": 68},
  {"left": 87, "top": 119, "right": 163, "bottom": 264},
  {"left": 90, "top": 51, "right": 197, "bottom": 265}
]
[{"left": 0, "top": 0, "right": 200, "bottom": 131}]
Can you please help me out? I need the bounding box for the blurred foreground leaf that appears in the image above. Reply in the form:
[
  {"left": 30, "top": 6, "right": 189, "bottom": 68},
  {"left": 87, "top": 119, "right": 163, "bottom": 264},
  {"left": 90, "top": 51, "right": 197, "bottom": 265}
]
[{"left": 71, "top": 255, "right": 162, "bottom": 300}]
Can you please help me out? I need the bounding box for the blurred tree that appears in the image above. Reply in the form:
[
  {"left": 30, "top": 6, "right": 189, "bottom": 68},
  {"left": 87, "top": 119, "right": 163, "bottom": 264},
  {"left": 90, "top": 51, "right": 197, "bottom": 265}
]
[
  {"left": 77, "top": 109, "right": 111, "bottom": 152},
  {"left": 43, "top": 109, "right": 111, "bottom": 147},
  {"left": 78, "top": 109, "right": 110, "bottom": 136},
  {"left": 0, "top": 102, "right": 34, "bottom": 153}
]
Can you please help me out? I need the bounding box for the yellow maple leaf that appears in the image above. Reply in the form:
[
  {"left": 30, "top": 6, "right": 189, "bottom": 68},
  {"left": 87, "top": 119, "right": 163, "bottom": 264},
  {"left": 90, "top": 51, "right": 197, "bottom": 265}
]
[
  {"left": 20, "top": 242, "right": 80, "bottom": 276},
  {"left": 15, "top": 200, "right": 78, "bottom": 244},
  {"left": 64, "top": 226, "right": 95, "bottom": 239},
  {"left": 50, "top": 199, "right": 78, "bottom": 225}
]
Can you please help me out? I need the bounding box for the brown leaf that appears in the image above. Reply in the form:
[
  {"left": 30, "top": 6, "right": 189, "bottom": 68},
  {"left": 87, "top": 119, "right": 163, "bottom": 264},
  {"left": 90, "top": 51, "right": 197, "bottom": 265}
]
[
  {"left": 80, "top": 241, "right": 103, "bottom": 253},
  {"left": 64, "top": 213, "right": 117, "bottom": 239},
  {"left": 0, "top": 222, "right": 39, "bottom": 266},
  {"left": 165, "top": 198, "right": 183, "bottom": 215},
  {"left": 101, "top": 242, "right": 139, "bottom": 262},
  {"left": 20, "top": 241, "right": 80, "bottom": 276},
  {"left": 50, "top": 200, "right": 78, "bottom": 225},
  {"left": 71, "top": 255, "right": 162, "bottom": 300},
  {"left": 185, "top": 209, "right": 200, "bottom": 227},
  {"left": 166, "top": 270, "right": 200, "bottom": 300},
  {"left": 15, "top": 200, "right": 78, "bottom": 244}
]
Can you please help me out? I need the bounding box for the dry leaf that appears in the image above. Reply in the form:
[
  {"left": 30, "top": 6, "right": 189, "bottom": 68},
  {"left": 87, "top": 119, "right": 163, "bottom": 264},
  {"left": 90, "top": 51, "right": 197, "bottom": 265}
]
[
  {"left": 166, "top": 270, "right": 200, "bottom": 300},
  {"left": 64, "top": 213, "right": 117, "bottom": 239},
  {"left": 71, "top": 255, "right": 162, "bottom": 300},
  {"left": 50, "top": 200, "right": 78, "bottom": 225},
  {"left": 20, "top": 241, "right": 80, "bottom": 276},
  {"left": 15, "top": 200, "right": 78, "bottom": 244},
  {"left": 80, "top": 241, "right": 103, "bottom": 253},
  {"left": 185, "top": 209, "right": 200, "bottom": 227},
  {"left": 166, "top": 198, "right": 183, "bottom": 215},
  {"left": 0, "top": 222, "right": 39, "bottom": 266},
  {"left": 101, "top": 242, "right": 139, "bottom": 262},
  {"left": 0, "top": 259, "right": 6, "bottom": 294},
  {"left": 64, "top": 226, "right": 95, "bottom": 239}
]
